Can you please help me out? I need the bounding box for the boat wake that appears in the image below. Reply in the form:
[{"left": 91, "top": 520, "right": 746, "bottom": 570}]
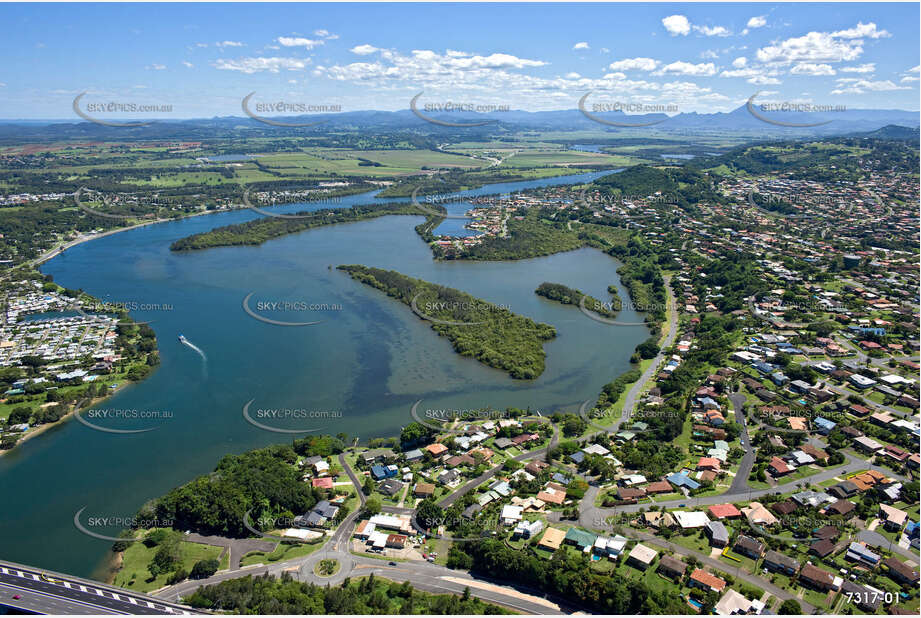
[{"left": 179, "top": 334, "right": 208, "bottom": 378}]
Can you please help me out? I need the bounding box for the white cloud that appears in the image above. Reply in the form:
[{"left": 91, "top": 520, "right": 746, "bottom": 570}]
[
  {"left": 573, "top": 41, "right": 590, "bottom": 50},
  {"left": 214, "top": 56, "right": 311, "bottom": 73},
  {"left": 608, "top": 57, "right": 659, "bottom": 71},
  {"left": 719, "top": 66, "right": 782, "bottom": 85},
  {"left": 277, "top": 36, "right": 324, "bottom": 49},
  {"left": 756, "top": 31, "right": 864, "bottom": 64},
  {"left": 695, "top": 25, "right": 730, "bottom": 37},
  {"left": 791, "top": 63, "right": 836, "bottom": 76},
  {"left": 182, "top": 61, "right": 194, "bottom": 68},
  {"left": 215, "top": 41, "right": 244, "bottom": 48},
  {"left": 194, "top": 42, "right": 208, "bottom": 48},
  {"left": 654, "top": 61, "right": 717, "bottom": 76},
  {"left": 732, "top": 57, "right": 747, "bottom": 68},
  {"left": 350, "top": 44, "right": 380, "bottom": 55},
  {"left": 908, "top": 65, "right": 920, "bottom": 73},
  {"left": 145, "top": 63, "right": 166, "bottom": 70},
  {"left": 746, "top": 16, "right": 767, "bottom": 29},
  {"left": 748, "top": 75, "right": 781, "bottom": 85},
  {"left": 565, "top": 72, "right": 581, "bottom": 79},
  {"left": 314, "top": 29, "right": 338, "bottom": 39},
  {"left": 840, "top": 63, "right": 875, "bottom": 74},
  {"left": 662, "top": 15, "right": 691, "bottom": 36},
  {"left": 831, "top": 22, "right": 890, "bottom": 40},
  {"left": 830, "top": 78, "right": 910, "bottom": 94},
  {"left": 900, "top": 76, "right": 919, "bottom": 83}
]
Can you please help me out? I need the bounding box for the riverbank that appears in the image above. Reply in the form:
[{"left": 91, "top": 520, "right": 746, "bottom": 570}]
[{"left": 0, "top": 368, "right": 146, "bottom": 457}]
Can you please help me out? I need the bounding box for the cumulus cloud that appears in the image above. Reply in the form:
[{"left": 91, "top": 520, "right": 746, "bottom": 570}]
[
  {"left": 840, "top": 63, "right": 875, "bottom": 74},
  {"left": 573, "top": 41, "right": 590, "bottom": 50},
  {"left": 756, "top": 31, "right": 864, "bottom": 64},
  {"left": 791, "top": 63, "right": 836, "bottom": 76},
  {"left": 182, "top": 61, "right": 194, "bottom": 68},
  {"left": 748, "top": 75, "right": 781, "bottom": 85},
  {"left": 831, "top": 78, "right": 910, "bottom": 94},
  {"left": 608, "top": 57, "right": 659, "bottom": 71},
  {"left": 350, "top": 44, "right": 380, "bottom": 55},
  {"left": 214, "top": 56, "right": 311, "bottom": 73},
  {"left": 746, "top": 16, "right": 767, "bottom": 29},
  {"left": 654, "top": 61, "right": 717, "bottom": 76},
  {"left": 662, "top": 15, "right": 691, "bottom": 36},
  {"left": 732, "top": 57, "right": 748, "bottom": 68},
  {"left": 215, "top": 41, "right": 244, "bottom": 48},
  {"left": 719, "top": 66, "right": 782, "bottom": 85},
  {"left": 831, "top": 22, "right": 891, "bottom": 40},
  {"left": 277, "top": 36, "right": 324, "bottom": 49},
  {"left": 695, "top": 25, "right": 730, "bottom": 37}
]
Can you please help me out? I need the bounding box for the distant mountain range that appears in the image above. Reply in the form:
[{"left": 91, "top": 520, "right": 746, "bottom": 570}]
[{"left": 0, "top": 103, "right": 917, "bottom": 141}]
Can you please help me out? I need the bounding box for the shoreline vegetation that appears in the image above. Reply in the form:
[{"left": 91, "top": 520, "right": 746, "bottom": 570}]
[
  {"left": 169, "top": 202, "right": 439, "bottom": 251},
  {"left": 534, "top": 281, "right": 620, "bottom": 319},
  {"left": 338, "top": 264, "right": 556, "bottom": 379}
]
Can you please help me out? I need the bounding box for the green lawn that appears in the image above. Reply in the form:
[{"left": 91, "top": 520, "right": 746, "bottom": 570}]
[
  {"left": 239, "top": 539, "right": 324, "bottom": 567},
  {"left": 113, "top": 535, "right": 224, "bottom": 592}
]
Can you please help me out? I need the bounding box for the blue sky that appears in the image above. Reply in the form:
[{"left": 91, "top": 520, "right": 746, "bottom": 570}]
[{"left": 1, "top": 2, "right": 918, "bottom": 119}]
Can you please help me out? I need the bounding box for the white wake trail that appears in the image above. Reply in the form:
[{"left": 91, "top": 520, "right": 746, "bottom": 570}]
[{"left": 181, "top": 337, "right": 208, "bottom": 378}]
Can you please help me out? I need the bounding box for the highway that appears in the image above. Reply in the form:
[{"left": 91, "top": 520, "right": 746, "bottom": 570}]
[{"left": 0, "top": 560, "right": 198, "bottom": 615}]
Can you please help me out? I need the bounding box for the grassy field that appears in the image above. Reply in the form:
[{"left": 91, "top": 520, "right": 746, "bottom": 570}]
[
  {"left": 239, "top": 539, "right": 324, "bottom": 567},
  {"left": 112, "top": 534, "right": 225, "bottom": 592}
]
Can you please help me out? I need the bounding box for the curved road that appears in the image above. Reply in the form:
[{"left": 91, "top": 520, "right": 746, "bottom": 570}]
[{"left": 614, "top": 274, "right": 678, "bottom": 431}]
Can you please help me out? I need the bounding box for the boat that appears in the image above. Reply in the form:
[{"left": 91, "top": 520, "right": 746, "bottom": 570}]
[{"left": 178, "top": 334, "right": 188, "bottom": 344}]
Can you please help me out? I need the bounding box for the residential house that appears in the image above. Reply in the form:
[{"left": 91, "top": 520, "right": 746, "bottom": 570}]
[
  {"left": 706, "top": 521, "right": 729, "bottom": 547},
  {"left": 657, "top": 555, "right": 687, "bottom": 581},
  {"left": 762, "top": 550, "right": 799, "bottom": 575},
  {"left": 733, "top": 535, "right": 765, "bottom": 560},
  {"left": 689, "top": 569, "right": 726, "bottom": 593},
  {"left": 626, "top": 543, "right": 658, "bottom": 570}
]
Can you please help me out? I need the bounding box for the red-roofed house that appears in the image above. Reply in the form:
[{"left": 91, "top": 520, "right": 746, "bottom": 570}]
[
  {"left": 769, "top": 457, "right": 792, "bottom": 477},
  {"left": 708, "top": 504, "right": 742, "bottom": 520},
  {"left": 697, "top": 457, "right": 721, "bottom": 472},
  {"left": 312, "top": 477, "right": 334, "bottom": 489}
]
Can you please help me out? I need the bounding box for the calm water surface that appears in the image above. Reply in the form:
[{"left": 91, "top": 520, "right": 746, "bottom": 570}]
[{"left": 0, "top": 170, "right": 650, "bottom": 578}]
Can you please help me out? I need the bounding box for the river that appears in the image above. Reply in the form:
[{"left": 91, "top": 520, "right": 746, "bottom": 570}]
[{"left": 0, "top": 169, "right": 651, "bottom": 579}]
